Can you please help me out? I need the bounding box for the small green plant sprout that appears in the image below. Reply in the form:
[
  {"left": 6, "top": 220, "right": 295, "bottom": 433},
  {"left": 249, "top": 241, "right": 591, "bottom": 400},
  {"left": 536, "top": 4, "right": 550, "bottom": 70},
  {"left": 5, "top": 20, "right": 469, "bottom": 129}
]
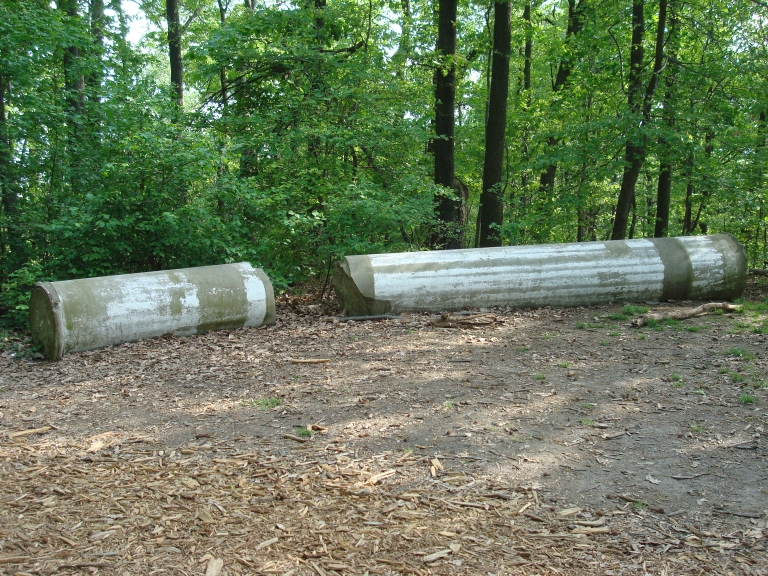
[
  {"left": 578, "top": 418, "right": 595, "bottom": 426},
  {"left": 718, "top": 367, "right": 730, "bottom": 374},
  {"left": 694, "top": 389, "right": 706, "bottom": 395},
  {"left": 582, "top": 402, "right": 596, "bottom": 410},
  {"left": 671, "top": 374, "right": 682, "bottom": 382},
  {"left": 576, "top": 322, "right": 587, "bottom": 329},
  {"left": 685, "top": 325, "right": 701, "bottom": 333},
  {"left": 753, "top": 380, "right": 767, "bottom": 390},
  {"left": 609, "top": 331, "right": 619, "bottom": 337},
  {"left": 638, "top": 334, "right": 646, "bottom": 340},
  {"left": 295, "top": 426, "right": 312, "bottom": 438},
  {"left": 600, "top": 340, "right": 609, "bottom": 346},
  {"left": 739, "top": 394, "right": 756, "bottom": 405},
  {"left": 559, "top": 361, "right": 571, "bottom": 368},
  {"left": 622, "top": 304, "right": 649, "bottom": 316},
  {"left": 443, "top": 400, "right": 455, "bottom": 409},
  {"left": 517, "top": 346, "right": 529, "bottom": 352},
  {"left": 729, "top": 347, "right": 755, "bottom": 361},
  {"left": 690, "top": 422, "right": 706, "bottom": 433},
  {"left": 730, "top": 372, "right": 746, "bottom": 383},
  {"left": 534, "top": 373, "right": 545, "bottom": 380},
  {"left": 244, "top": 397, "right": 282, "bottom": 409},
  {"left": 631, "top": 501, "right": 648, "bottom": 511}
]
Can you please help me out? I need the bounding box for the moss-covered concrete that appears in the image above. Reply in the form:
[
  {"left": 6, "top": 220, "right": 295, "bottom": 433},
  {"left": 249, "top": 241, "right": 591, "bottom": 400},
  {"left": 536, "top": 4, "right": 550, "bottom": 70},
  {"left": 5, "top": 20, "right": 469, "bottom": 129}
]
[
  {"left": 30, "top": 263, "right": 275, "bottom": 361},
  {"left": 333, "top": 234, "right": 747, "bottom": 316}
]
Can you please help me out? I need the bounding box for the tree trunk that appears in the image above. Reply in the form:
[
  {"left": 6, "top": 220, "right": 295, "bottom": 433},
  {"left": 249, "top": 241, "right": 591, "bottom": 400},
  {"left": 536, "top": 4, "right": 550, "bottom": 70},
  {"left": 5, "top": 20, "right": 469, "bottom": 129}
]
[
  {"left": 0, "top": 76, "right": 22, "bottom": 265},
  {"left": 611, "top": 0, "right": 667, "bottom": 240},
  {"left": 393, "top": 0, "right": 412, "bottom": 77},
  {"left": 654, "top": 5, "right": 676, "bottom": 237},
  {"left": 537, "top": 0, "right": 585, "bottom": 196},
  {"left": 478, "top": 0, "right": 511, "bottom": 247},
  {"left": 61, "top": 0, "right": 85, "bottom": 116},
  {"left": 217, "top": 0, "right": 229, "bottom": 105},
  {"left": 166, "top": 0, "right": 184, "bottom": 107},
  {"left": 87, "top": 0, "right": 104, "bottom": 103},
  {"left": 432, "top": 0, "right": 463, "bottom": 249}
]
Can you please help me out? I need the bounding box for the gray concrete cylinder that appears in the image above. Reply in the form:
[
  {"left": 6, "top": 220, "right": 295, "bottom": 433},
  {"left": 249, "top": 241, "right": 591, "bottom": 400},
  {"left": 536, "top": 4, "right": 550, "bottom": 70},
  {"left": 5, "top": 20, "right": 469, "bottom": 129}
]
[
  {"left": 333, "top": 234, "right": 747, "bottom": 316},
  {"left": 30, "top": 263, "right": 275, "bottom": 360}
]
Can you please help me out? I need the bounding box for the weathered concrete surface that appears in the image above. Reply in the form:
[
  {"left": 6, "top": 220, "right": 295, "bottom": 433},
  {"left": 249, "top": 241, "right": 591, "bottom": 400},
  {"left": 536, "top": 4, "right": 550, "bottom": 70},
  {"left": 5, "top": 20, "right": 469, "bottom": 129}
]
[
  {"left": 30, "top": 263, "right": 275, "bottom": 360},
  {"left": 333, "top": 234, "right": 747, "bottom": 316}
]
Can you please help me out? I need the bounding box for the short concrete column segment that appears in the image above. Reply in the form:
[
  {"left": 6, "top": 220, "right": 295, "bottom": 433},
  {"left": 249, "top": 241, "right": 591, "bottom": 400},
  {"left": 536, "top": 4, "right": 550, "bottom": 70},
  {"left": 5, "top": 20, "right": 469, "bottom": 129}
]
[
  {"left": 333, "top": 234, "right": 747, "bottom": 316},
  {"left": 30, "top": 263, "right": 275, "bottom": 360}
]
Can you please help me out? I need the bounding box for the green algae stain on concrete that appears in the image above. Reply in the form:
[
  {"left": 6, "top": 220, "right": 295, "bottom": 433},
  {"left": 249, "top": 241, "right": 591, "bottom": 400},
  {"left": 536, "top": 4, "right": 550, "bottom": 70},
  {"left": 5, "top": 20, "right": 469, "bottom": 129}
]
[{"left": 29, "top": 264, "right": 274, "bottom": 360}]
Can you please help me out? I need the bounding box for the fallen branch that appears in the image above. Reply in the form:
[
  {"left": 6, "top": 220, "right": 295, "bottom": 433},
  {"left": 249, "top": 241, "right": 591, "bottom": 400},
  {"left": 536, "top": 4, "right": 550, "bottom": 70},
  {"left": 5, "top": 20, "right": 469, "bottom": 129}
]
[
  {"left": 749, "top": 268, "right": 768, "bottom": 277},
  {"left": 339, "top": 315, "right": 402, "bottom": 322},
  {"left": 430, "top": 314, "right": 502, "bottom": 329},
  {"left": 631, "top": 302, "right": 740, "bottom": 327}
]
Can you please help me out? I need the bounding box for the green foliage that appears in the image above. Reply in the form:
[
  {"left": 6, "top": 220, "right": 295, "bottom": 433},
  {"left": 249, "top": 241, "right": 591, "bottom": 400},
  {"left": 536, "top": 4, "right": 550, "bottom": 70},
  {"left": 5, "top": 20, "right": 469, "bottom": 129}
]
[
  {"left": 244, "top": 397, "right": 282, "bottom": 410},
  {"left": 729, "top": 347, "right": 755, "bottom": 361},
  {"left": 739, "top": 394, "right": 756, "bottom": 405},
  {"left": 1, "top": 0, "right": 768, "bottom": 331}
]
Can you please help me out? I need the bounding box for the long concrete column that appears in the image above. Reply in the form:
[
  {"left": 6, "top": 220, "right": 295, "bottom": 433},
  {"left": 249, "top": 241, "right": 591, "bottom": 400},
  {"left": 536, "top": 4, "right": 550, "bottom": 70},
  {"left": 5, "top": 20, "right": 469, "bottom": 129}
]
[
  {"left": 30, "top": 263, "right": 275, "bottom": 360},
  {"left": 333, "top": 234, "right": 747, "bottom": 316}
]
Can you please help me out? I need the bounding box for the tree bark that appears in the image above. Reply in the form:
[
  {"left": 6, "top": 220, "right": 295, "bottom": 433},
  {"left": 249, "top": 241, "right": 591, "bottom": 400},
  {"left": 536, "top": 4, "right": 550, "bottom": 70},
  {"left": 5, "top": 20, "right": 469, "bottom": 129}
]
[
  {"left": 0, "top": 75, "right": 22, "bottom": 265},
  {"left": 654, "top": 5, "right": 676, "bottom": 237},
  {"left": 432, "top": 0, "right": 463, "bottom": 249},
  {"left": 611, "top": 0, "right": 667, "bottom": 240},
  {"left": 537, "top": 0, "right": 585, "bottom": 196},
  {"left": 166, "top": 0, "right": 184, "bottom": 107},
  {"left": 393, "top": 0, "right": 412, "bottom": 77},
  {"left": 478, "top": 0, "right": 511, "bottom": 247},
  {"left": 87, "top": 0, "right": 105, "bottom": 102},
  {"left": 61, "top": 0, "right": 85, "bottom": 116}
]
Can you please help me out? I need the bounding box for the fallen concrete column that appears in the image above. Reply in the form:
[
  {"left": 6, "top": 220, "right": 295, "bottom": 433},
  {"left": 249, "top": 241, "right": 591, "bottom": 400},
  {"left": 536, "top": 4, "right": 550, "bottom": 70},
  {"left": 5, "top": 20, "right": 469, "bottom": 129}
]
[
  {"left": 30, "top": 263, "right": 275, "bottom": 360},
  {"left": 333, "top": 234, "right": 747, "bottom": 316}
]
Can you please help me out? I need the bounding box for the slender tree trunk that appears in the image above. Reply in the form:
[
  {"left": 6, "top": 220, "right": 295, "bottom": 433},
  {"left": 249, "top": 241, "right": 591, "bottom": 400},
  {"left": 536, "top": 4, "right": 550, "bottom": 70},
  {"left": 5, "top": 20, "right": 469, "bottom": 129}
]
[
  {"left": 654, "top": 5, "right": 676, "bottom": 237},
  {"left": 217, "top": 0, "right": 229, "bottom": 105},
  {"left": 611, "top": 0, "right": 667, "bottom": 240},
  {"left": 683, "top": 156, "right": 693, "bottom": 235},
  {"left": 166, "top": 0, "right": 184, "bottom": 107},
  {"left": 478, "top": 0, "right": 511, "bottom": 247},
  {"left": 393, "top": 0, "right": 412, "bottom": 77},
  {"left": 0, "top": 76, "right": 22, "bottom": 265},
  {"left": 0, "top": 76, "right": 13, "bottom": 218},
  {"left": 537, "top": 0, "right": 585, "bottom": 195},
  {"left": 690, "top": 130, "right": 714, "bottom": 233},
  {"left": 432, "top": 0, "right": 463, "bottom": 249},
  {"left": 61, "top": 0, "right": 85, "bottom": 116},
  {"left": 87, "top": 0, "right": 104, "bottom": 103},
  {"left": 654, "top": 79, "right": 675, "bottom": 237}
]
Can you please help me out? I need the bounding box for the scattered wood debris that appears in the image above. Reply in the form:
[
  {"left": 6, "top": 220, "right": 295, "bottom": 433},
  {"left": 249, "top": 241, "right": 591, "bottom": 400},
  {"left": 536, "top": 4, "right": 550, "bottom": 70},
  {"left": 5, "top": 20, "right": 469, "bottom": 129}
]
[{"left": 631, "top": 302, "right": 741, "bottom": 327}]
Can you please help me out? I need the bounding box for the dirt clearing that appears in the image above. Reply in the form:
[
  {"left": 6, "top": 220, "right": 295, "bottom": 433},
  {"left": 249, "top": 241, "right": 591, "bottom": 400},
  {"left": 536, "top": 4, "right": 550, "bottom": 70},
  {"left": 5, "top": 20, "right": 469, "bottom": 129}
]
[{"left": 1, "top": 278, "right": 767, "bottom": 575}]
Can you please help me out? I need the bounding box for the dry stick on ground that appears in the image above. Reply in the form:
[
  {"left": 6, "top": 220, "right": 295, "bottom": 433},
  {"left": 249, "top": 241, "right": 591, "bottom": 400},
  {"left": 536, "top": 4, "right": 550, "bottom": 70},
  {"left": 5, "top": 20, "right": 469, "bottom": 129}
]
[
  {"left": 631, "top": 302, "right": 741, "bottom": 327},
  {"left": 431, "top": 313, "right": 502, "bottom": 329},
  {"left": 750, "top": 268, "right": 768, "bottom": 277}
]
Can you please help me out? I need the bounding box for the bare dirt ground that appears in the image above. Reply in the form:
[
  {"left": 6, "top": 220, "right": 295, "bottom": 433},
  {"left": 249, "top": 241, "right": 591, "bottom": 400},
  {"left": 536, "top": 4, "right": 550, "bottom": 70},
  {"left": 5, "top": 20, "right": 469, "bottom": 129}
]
[{"left": 1, "top": 277, "right": 767, "bottom": 576}]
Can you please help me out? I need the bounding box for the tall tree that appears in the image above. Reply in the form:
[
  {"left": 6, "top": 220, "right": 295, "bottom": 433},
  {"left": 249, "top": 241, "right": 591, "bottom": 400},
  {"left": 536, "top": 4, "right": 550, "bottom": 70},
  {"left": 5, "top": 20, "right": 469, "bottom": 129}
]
[
  {"left": 87, "top": 0, "right": 105, "bottom": 102},
  {"left": 537, "top": 0, "right": 585, "bottom": 196},
  {"left": 432, "top": 0, "right": 463, "bottom": 249},
  {"left": 611, "top": 0, "right": 667, "bottom": 240},
  {"left": 653, "top": 7, "right": 676, "bottom": 238},
  {"left": 477, "top": 0, "right": 511, "bottom": 247},
  {"left": 166, "top": 0, "right": 184, "bottom": 106}
]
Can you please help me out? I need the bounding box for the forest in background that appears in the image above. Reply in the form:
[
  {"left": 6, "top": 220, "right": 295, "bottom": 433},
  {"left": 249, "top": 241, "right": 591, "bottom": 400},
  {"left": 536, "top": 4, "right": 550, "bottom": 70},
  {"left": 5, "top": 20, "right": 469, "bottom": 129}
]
[{"left": 1, "top": 0, "right": 767, "bottom": 329}]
